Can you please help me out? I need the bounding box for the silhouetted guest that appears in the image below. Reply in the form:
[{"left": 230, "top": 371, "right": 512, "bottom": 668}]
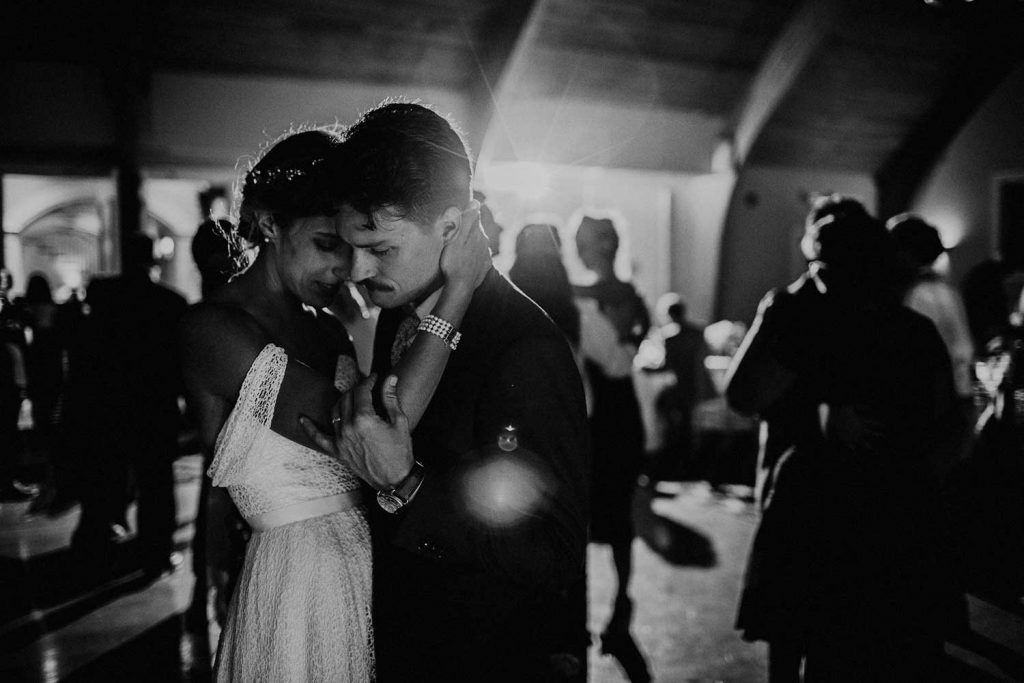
[
  {"left": 573, "top": 214, "right": 652, "bottom": 683},
  {"left": 728, "top": 195, "right": 963, "bottom": 682},
  {"left": 66, "top": 276, "right": 130, "bottom": 558},
  {"left": 651, "top": 293, "right": 708, "bottom": 481},
  {"left": 961, "top": 255, "right": 1024, "bottom": 351},
  {"left": 1, "top": 268, "right": 35, "bottom": 501},
  {"left": 14, "top": 273, "right": 69, "bottom": 514},
  {"left": 70, "top": 232, "right": 188, "bottom": 578},
  {"left": 509, "top": 221, "right": 581, "bottom": 347},
  {"left": 889, "top": 214, "right": 974, "bottom": 401},
  {"left": 190, "top": 218, "right": 239, "bottom": 299},
  {"left": 21, "top": 275, "right": 63, "bottom": 449},
  {"left": 38, "top": 288, "right": 87, "bottom": 516},
  {"left": 889, "top": 213, "right": 975, "bottom": 471}
]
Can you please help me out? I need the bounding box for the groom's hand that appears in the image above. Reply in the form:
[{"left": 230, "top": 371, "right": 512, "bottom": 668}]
[{"left": 300, "top": 374, "right": 415, "bottom": 490}]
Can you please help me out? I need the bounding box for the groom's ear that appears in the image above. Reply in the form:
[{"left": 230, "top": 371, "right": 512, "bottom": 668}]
[{"left": 438, "top": 205, "right": 463, "bottom": 243}]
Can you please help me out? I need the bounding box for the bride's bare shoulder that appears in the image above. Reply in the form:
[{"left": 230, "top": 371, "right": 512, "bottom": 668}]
[{"left": 179, "top": 300, "right": 270, "bottom": 398}]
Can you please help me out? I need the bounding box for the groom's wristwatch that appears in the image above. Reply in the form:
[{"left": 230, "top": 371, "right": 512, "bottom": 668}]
[{"left": 376, "top": 461, "right": 425, "bottom": 514}]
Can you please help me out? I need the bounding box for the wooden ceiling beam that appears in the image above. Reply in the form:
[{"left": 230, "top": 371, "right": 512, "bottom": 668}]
[
  {"left": 536, "top": 19, "right": 768, "bottom": 70},
  {"left": 513, "top": 45, "right": 750, "bottom": 116},
  {"left": 580, "top": 0, "right": 795, "bottom": 29},
  {"left": 727, "top": 0, "right": 844, "bottom": 169}
]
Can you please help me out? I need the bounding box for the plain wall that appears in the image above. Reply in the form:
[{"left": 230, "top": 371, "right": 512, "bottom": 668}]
[
  {"left": 910, "top": 63, "right": 1024, "bottom": 285},
  {"left": 671, "top": 172, "right": 736, "bottom": 325},
  {"left": 481, "top": 96, "right": 726, "bottom": 175}
]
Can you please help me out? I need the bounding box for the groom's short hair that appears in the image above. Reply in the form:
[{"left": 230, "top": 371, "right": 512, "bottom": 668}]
[{"left": 341, "top": 100, "right": 472, "bottom": 226}]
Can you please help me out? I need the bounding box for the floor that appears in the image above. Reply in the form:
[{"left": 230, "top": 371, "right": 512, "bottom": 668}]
[
  {"left": 2, "top": 457, "right": 1022, "bottom": 682},
  {"left": 588, "top": 481, "right": 766, "bottom": 683}
]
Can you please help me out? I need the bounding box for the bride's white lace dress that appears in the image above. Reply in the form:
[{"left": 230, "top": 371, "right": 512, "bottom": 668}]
[{"left": 209, "top": 344, "right": 373, "bottom": 681}]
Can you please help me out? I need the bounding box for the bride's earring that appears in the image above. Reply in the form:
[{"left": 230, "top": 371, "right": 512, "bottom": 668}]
[{"left": 256, "top": 212, "right": 276, "bottom": 245}]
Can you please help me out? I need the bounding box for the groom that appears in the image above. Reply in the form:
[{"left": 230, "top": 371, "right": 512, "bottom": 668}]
[{"left": 335, "top": 101, "right": 589, "bottom": 682}]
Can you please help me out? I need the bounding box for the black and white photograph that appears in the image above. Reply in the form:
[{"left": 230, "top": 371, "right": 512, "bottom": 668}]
[{"left": 1, "top": 0, "right": 1023, "bottom": 680}]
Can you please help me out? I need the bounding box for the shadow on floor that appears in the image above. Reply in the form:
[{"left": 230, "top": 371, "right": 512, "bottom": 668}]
[
  {"left": 941, "top": 653, "right": 1020, "bottom": 682},
  {"left": 64, "top": 614, "right": 213, "bottom": 683},
  {"left": 632, "top": 484, "right": 717, "bottom": 568},
  {"left": 1, "top": 534, "right": 194, "bottom": 651},
  {"left": 948, "top": 630, "right": 1024, "bottom": 682}
]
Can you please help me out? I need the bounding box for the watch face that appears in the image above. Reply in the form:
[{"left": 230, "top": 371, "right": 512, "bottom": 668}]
[{"left": 377, "top": 490, "right": 404, "bottom": 514}]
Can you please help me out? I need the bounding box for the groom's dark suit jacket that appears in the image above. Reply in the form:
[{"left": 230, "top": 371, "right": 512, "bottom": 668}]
[{"left": 370, "top": 268, "right": 590, "bottom": 682}]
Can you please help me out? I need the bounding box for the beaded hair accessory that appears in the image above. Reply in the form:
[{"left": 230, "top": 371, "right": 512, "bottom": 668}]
[{"left": 246, "top": 156, "right": 326, "bottom": 185}]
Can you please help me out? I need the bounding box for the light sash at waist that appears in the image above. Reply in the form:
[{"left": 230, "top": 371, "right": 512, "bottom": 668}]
[{"left": 247, "top": 491, "right": 362, "bottom": 532}]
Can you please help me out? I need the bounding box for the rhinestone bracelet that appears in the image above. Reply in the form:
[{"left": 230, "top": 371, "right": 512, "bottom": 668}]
[{"left": 417, "top": 314, "right": 462, "bottom": 351}]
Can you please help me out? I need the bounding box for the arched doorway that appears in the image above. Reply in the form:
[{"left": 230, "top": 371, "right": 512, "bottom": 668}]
[{"left": 19, "top": 199, "right": 110, "bottom": 302}]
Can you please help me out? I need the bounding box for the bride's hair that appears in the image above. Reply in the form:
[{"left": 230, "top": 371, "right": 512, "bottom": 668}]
[
  {"left": 218, "top": 125, "right": 345, "bottom": 277},
  {"left": 234, "top": 125, "right": 345, "bottom": 243}
]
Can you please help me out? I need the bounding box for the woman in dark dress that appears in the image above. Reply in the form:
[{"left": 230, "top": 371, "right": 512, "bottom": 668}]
[
  {"left": 509, "top": 222, "right": 581, "bottom": 348},
  {"left": 726, "top": 272, "right": 828, "bottom": 682},
  {"left": 573, "top": 215, "right": 651, "bottom": 683},
  {"left": 727, "top": 196, "right": 963, "bottom": 682}
]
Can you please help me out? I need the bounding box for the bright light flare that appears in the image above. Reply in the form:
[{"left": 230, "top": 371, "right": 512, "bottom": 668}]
[
  {"left": 156, "top": 236, "right": 176, "bottom": 259},
  {"left": 461, "top": 453, "right": 552, "bottom": 528},
  {"left": 484, "top": 162, "right": 552, "bottom": 201},
  {"left": 72, "top": 211, "right": 102, "bottom": 234},
  {"left": 54, "top": 259, "right": 83, "bottom": 291},
  {"left": 914, "top": 207, "right": 965, "bottom": 249}
]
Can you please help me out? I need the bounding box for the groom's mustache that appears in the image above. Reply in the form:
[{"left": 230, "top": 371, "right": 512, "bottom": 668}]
[{"left": 361, "top": 280, "right": 394, "bottom": 292}]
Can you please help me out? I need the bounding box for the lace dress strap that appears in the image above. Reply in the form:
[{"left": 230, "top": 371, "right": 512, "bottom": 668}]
[{"left": 208, "top": 343, "right": 288, "bottom": 486}]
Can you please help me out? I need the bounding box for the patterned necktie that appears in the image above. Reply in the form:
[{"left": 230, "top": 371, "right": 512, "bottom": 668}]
[{"left": 390, "top": 308, "right": 420, "bottom": 367}]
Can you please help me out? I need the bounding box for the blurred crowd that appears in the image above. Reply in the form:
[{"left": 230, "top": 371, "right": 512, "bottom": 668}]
[
  {"left": 1, "top": 233, "right": 187, "bottom": 582},
  {"left": 2, "top": 187, "right": 1023, "bottom": 682}
]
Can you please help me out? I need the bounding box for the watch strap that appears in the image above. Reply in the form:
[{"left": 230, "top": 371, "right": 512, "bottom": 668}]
[
  {"left": 393, "top": 460, "right": 425, "bottom": 503},
  {"left": 375, "top": 461, "right": 425, "bottom": 515}
]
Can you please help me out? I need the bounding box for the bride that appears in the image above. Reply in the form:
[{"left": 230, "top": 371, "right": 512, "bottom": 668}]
[{"left": 179, "top": 126, "right": 488, "bottom": 681}]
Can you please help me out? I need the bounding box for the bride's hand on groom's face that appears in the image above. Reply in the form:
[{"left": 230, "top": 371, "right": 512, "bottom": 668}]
[
  {"left": 440, "top": 199, "right": 490, "bottom": 291},
  {"left": 300, "top": 374, "right": 415, "bottom": 490}
]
